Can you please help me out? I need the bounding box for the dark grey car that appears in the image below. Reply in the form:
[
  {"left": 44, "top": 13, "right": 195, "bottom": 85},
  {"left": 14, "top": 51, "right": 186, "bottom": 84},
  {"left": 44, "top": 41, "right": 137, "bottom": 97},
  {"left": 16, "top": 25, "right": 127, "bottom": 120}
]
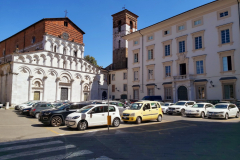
[{"left": 30, "top": 103, "right": 55, "bottom": 118}]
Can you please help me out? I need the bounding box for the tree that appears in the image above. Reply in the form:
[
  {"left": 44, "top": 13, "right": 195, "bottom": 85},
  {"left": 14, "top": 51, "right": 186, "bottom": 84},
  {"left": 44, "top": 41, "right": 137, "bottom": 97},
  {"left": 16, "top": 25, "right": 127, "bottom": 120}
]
[{"left": 84, "top": 55, "right": 99, "bottom": 67}]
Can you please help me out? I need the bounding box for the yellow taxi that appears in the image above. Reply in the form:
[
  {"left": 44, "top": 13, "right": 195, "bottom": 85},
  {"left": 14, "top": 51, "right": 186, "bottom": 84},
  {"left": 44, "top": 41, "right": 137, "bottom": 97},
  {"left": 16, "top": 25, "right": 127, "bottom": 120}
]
[{"left": 122, "top": 101, "right": 163, "bottom": 124}]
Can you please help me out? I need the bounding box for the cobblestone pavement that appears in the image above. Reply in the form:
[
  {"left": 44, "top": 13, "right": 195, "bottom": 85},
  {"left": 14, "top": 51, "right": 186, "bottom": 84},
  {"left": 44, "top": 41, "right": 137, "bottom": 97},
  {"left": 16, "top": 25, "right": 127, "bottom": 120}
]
[{"left": 0, "top": 109, "right": 240, "bottom": 160}]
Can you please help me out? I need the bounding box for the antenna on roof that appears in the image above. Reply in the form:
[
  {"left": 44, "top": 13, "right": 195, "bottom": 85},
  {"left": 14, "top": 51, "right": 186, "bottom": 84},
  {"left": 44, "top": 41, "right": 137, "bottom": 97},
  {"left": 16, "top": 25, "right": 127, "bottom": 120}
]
[
  {"left": 64, "top": 10, "right": 68, "bottom": 17},
  {"left": 122, "top": 5, "right": 125, "bottom": 10}
]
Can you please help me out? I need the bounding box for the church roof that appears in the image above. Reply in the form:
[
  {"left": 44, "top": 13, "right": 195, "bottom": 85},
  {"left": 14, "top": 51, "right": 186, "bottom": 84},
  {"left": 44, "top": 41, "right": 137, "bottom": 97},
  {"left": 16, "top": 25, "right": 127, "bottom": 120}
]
[
  {"left": 0, "top": 17, "right": 85, "bottom": 43},
  {"left": 111, "top": 9, "right": 139, "bottom": 18}
]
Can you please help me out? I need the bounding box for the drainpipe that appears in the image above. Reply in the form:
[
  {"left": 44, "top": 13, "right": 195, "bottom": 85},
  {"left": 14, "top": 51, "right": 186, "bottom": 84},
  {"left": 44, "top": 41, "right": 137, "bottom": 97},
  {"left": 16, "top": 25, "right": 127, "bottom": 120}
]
[
  {"left": 237, "top": 0, "right": 240, "bottom": 28},
  {"left": 139, "top": 30, "right": 144, "bottom": 93}
]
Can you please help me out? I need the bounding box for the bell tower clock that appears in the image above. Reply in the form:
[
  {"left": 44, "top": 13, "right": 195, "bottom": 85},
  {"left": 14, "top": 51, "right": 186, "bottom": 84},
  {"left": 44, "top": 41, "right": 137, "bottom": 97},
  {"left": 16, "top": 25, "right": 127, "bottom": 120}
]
[{"left": 111, "top": 9, "right": 138, "bottom": 70}]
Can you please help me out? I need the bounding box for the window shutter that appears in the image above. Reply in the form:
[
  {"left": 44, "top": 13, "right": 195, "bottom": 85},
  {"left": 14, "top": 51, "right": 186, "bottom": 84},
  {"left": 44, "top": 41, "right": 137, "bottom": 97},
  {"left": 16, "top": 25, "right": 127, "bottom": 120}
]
[{"left": 227, "top": 56, "right": 232, "bottom": 70}]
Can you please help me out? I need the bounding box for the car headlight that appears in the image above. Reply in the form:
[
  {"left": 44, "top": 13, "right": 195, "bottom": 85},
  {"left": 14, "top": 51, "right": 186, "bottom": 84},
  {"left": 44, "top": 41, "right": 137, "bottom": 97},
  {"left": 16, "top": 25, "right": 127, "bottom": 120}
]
[
  {"left": 72, "top": 116, "right": 80, "bottom": 119},
  {"left": 196, "top": 110, "right": 199, "bottom": 112},
  {"left": 130, "top": 113, "right": 135, "bottom": 116},
  {"left": 43, "top": 112, "right": 52, "bottom": 116}
]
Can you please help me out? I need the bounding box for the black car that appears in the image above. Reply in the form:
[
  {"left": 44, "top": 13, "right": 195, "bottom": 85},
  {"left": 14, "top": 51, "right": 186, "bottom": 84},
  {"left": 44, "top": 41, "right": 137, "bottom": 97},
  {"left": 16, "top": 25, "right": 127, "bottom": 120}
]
[
  {"left": 142, "top": 96, "right": 162, "bottom": 101},
  {"left": 39, "top": 102, "right": 91, "bottom": 127},
  {"left": 21, "top": 102, "right": 41, "bottom": 116}
]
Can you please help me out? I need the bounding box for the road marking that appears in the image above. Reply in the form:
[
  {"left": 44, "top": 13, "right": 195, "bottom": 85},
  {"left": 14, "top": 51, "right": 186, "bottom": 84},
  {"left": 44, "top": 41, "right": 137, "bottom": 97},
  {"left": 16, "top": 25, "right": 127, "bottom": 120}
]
[
  {"left": 0, "top": 140, "right": 63, "bottom": 152},
  {"left": 34, "top": 150, "right": 93, "bottom": 160},
  {"left": 81, "top": 131, "right": 97, "bottom": 137},
  {"left": 0, "top": 145, "right": 76, "bottom": 160},
  {"left": 44, "top": 127, "right": 62, "bottom": 135},
  {"left": 0, "top": 137, "right": 52, "bottom": 146}
]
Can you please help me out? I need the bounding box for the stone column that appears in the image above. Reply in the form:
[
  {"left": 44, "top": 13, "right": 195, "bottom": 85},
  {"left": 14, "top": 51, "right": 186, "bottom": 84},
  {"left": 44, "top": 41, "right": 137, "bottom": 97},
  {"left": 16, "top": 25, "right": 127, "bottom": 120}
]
[
  {"left": 70, "top": 79, "right": 74, "bottom": 101},
  {"left": 80, "top": 80, "right": 84, "bottom": 101},
  {"left": 55, "top": 77, "right": 60, "bottom": 101},
  {"left": 89, "top": 81, "right": 93, "bottom": 100},
  {"left": 28, "top": 75, "right": 33, "bottom": 101},
  {"left": 42, "top": 76, "right": 48, "bottom": 101}
]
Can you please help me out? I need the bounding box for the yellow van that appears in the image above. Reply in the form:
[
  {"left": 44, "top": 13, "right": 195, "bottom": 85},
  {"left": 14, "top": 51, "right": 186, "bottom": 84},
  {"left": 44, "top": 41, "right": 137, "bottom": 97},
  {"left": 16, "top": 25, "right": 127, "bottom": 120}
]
[{"left": 122, "top": 101, "right": 163, "bottom": 124}]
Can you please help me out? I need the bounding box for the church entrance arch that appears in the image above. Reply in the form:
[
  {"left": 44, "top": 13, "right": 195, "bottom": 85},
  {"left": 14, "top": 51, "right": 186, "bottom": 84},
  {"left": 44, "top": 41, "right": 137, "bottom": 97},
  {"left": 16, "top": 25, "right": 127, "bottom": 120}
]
[
  {"left": 102, "top": 91, "right": 107, "bottom": 100},
  {"left": 177, "top": 86, "right": 188, "bottom": 100}
]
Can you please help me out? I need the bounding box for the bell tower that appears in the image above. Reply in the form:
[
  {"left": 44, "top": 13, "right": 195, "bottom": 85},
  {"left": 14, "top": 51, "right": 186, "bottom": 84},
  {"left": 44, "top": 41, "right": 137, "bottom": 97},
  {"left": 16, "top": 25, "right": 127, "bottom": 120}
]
[{"left": 111, "top": 9, "right": 138, "bottom": 70}]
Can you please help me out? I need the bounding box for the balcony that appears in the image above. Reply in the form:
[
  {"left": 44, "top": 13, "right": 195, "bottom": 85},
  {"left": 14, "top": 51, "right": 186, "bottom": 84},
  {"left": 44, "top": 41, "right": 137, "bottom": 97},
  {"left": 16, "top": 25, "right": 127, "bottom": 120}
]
[{"left": 173, "top": 74, "right": 195, "bottom": 81}]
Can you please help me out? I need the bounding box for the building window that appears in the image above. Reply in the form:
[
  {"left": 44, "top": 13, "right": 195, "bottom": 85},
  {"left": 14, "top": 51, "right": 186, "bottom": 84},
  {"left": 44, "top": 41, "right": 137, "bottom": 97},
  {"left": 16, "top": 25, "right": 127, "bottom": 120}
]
[
  {"left": 118, "top": 20, "right": 121, "bottom": 32},
  {"left": 133, "top": 89, "right": 139, "bottom": 100},
  {"left": 112, "top": 85, "right": 115, "bottom": 92},
  {"left": 112, "top": 74, "right": 115, "bottom": 81},
  {"left": 220, "top": 11, "right": 228, "bottom": 18},
  {"left": 74, "top": 51, "right": 77, "bottom": 57},
  {"left": 134, "top": 41, "right": 138, "bottom": 45},
  {"left": 164, "top": 30, "right": 170, "bottom": 35},
  {"left": 134, "top": 71, "right": 138, "bottom": 81},
  {"left": 64, "top": 21, "right": 68, "bottom": 27},
  {"left": 130, "top": 21, "right": 133, "bottom": 29},
  {"left": 123, "top": 73, "right": 127, "bottom": 79},
  {"left": 223, "top": 85, "right": 234, "bottom": 99},
  {"left": 194, "top": 20, "right": 202, "bottom": 26},
  {"left": 222, "top": 56, "right": 232, "bottom": 71},
  {"left": 16, "top": 44, "right": 19, "bottom": 49},
  {"left": 221, "top": 29, "right": 230, "bottom": 44},
  {"left": 180, "top": 63, "right": 186, "bottom": 75},
  {"left": 118, "top": 40, "right": 121, "bottom": 48},
  {"left": 123, "top": 84, "right": 127, "bottom": 91},
  {"left": 165, "top": 45, "right": 170, "bottom": 56},
  {"left": 148, "top": 49, "right": 153, "bottom": 60},
  {"left": 196, "top": 60, "right": 204, "bottom": 74},
  {"left": 179, "top": 41, "right": 185, "bottom": 53},
  {"left": 147, "top": 88, "right": 154, "bottom": 96},
  {"left": 54, "top": 46, "right": 57, "bottom": 52},
  {"left": 133, "top": 53, "right": 138, "bottom": 63},
  {"left": 148, "top": 36, "right": 153, "bottom": 40},
  {"left": 164, "top": 87, "right": 172, "bottom": 100},
  {"left": 3, "top": 50, "right": 5, "bottom": 56},
  {"left": 63, "top": 48, "right": 66, "bottom": 54},
  {"left": 148, "top": 69, "right": 154, "bottom": 80},
  {"left": 197, "top": 86, "right": 205, "bottom": 99},
  {"left": 195, "top": 36, "right": 202, "bottom": 49},
  {"left": 32, "top": 36, "right": 36, "bottom": 44},
  {"left": 178, "top": 25, "right": 184, "bottom": 31},
  {"left": 165, "top": 66, "right": 171, "bottom": 77}
]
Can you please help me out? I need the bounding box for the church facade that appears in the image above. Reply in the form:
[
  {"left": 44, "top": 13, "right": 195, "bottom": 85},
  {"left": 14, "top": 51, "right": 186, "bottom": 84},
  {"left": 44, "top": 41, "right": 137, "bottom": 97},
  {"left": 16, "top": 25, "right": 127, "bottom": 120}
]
[{"left": 0, "top": 18, "right": 108, "bottom": 105}]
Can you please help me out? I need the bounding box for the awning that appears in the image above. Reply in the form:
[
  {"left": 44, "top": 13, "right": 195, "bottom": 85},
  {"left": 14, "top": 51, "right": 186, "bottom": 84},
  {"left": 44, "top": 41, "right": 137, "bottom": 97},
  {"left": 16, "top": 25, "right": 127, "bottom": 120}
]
[
  {"left": 219, "top": 77, "right": 237, "bottom": 80},
  {"left": 162, "top": 82, "right": 172, "bottom": 85},
  {"left": 146, "top": 83, "right": 156, "bottom": 86},
  {"left": 194, "top": 79, "right": 208, "bottom": 82},
  {"left": 132, "top": 85, "right": 140, "bottom": 87}
]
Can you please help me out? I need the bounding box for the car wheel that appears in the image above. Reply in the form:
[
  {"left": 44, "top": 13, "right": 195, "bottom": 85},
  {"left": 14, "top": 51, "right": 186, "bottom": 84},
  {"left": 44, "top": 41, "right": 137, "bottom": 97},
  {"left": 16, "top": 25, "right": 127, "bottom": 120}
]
[
  {"left": 157, "top": 115, "right": 162, "bottom": 122},
  {"left": 201, "top": 112, "right": 205, "bottom": 118},
  {"left": 181, "top": 109, "right": 185, "bottom": 116},
  {"left": 51, "top": 116, "right": 62, "bottom": 127},
  {"left": 136, "top": 117, "right": 141, "bottom": 124},
  {"left": 225, "top": 113, "right": 229, "bottom": 120},
  {"left": 236, "top": 112, "right": 239, "bottom": 118},
  {"left": 123, "top": 121, "right": 128, "bottom": 123},
  {"left": 112, "top": 118, "right": 120, "bottom": 127},
  {"left": 35, "top": 113, "right": 39, "bottom": 119},
  {"left": 77, "top": 121, "right": 87, "bottom": 131}
]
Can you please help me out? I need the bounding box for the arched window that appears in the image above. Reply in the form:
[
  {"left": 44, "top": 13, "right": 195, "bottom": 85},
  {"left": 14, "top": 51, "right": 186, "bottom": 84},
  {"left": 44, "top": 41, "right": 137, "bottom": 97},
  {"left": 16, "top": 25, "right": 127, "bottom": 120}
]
[
  {"left": 3, "top": 49, "right": 5, "bottom": 56},
  {"left": 118, "top": 40, "right": 121, "bottom": 49},
  {"left": 63, "top": 48, "right": 66, "bottom": 54},
  {"left": 34, "top": 81, "right": 41, "bottom": 87},
  {"left": 32, "top": 36, "right": 36, "bottom": 44},
  {"left": 130, "top": 21, "right": 133, "bottom": 29},
  {"left": 74, "top": 51, "right": 77, "bottom": 57},
  {"left": 54, "top": 46, "right": 57, "bottom": 52},
  {"left": 118, "top": 20, "right": 121, "bottom": 32}
]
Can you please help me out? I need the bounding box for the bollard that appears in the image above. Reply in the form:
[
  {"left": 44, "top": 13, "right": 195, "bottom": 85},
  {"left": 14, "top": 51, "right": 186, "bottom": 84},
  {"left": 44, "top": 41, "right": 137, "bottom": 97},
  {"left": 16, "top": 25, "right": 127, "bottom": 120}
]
[{"left": 5, "top": 102, "right": 9, "bottom": 110}]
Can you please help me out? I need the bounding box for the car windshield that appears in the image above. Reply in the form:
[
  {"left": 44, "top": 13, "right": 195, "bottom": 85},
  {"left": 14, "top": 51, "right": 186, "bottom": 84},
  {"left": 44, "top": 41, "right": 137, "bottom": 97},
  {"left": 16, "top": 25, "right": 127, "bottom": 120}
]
[
  {"left": 56, "top": 103, "right": 71, "bottom": 110},
  {"left": 52, "top": 103, "right": 63, "bottom": 107},
  {"left": 163, "top": 103, "right": 169, "bottom": 106},
  {"left": 214, "top": 105, "right": 228, "bottom": 109},
  {"left": 129, "top": 103, "right": 143, "bottom": 110},
  {"left": 174, "top": 102, "right": 186, "bottom": 105},
  {"left": 192, "top": 104, "right": 204, "bottom": 108},
  {"left": 77, "top": 105, "right": 94, "bottom": 113}
]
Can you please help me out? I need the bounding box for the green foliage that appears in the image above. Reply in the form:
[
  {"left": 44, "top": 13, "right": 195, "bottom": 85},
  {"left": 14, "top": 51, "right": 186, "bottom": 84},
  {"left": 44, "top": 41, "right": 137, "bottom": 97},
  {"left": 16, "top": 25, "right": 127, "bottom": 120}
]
[{"left": 84, "top": 55, "right": 99, "bottom": 67}]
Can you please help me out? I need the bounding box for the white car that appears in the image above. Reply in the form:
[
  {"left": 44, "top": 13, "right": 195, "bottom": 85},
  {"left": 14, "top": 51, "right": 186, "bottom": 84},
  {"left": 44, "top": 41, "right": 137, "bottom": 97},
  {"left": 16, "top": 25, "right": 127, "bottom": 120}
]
[
  {"left": 206, "top": 103, "right": 239, "bottom": 120},
  {"left": 19, "top": 101, "right": 42, "bottom": 110},
  {"left": 161, "top": 102, "right": 174, "bottom": 114},
  {"left": 185, "top": 103, "right": 214, "bottom": 118},
  {"left": 167, "top": 101, "right": 196, "bottom": 115},
  {"left": 65, "top": 104, "right": 121, "bottom": 130}
]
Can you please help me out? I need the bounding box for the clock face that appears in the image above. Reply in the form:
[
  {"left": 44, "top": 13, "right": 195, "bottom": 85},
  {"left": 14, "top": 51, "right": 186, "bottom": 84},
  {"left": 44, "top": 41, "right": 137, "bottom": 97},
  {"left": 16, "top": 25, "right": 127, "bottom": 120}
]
[{"left": 62, "top": 32, "right": 69, "bottom": 40}]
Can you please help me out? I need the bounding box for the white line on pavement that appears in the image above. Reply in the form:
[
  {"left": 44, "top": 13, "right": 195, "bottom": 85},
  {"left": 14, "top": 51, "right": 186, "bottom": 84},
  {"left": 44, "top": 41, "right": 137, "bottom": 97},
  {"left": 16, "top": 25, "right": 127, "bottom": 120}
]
[
  {"left": 0, "top": 137, "right": 52, "bottom": 146},
  {"left": 0, "top": 145, "right": 76, "bottom": 160},
  {"left": 0, "top": 140, "right": 63, "bottom": 152},
  {"left": 34, "top": 150, "right": 93, "bottom": 160}
]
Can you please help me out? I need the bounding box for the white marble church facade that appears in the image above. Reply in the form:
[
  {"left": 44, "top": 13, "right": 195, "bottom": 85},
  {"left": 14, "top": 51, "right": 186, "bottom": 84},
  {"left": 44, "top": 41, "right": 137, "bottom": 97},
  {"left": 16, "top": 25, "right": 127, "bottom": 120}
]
[{"left": 0, "top": 34, "right": 108, "bottom": 105}]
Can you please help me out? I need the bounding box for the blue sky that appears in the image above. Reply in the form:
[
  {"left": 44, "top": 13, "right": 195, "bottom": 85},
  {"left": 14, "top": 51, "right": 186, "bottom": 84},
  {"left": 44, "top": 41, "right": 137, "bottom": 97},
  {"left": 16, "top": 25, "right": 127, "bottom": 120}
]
[{"left": 0, "top": 0, "right": 214, "bottom": 68}]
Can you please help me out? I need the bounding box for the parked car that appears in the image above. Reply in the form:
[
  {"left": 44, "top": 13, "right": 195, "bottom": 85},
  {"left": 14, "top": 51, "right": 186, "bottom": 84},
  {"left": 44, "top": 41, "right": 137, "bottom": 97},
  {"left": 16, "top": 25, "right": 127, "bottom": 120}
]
[
  {"left": 161, "top": 102, "right": 174, "bottom": 114},
  {"left": 65, "top": 104, "right": 121, "bottom": 130},
  {"left": 206, "top": 103, "right": 239, "bottom": 120},
  {"left": 168, "top": 101, "right": 196, "bottom": 115},
  {"left": 15, "top": 101, "right": 33, "bottom": 110},
  {"left": 142, "top": 96, "right": 162, "bottom": 101},
  {"left": 129, "top": 99, "right": 138, "bottom": 104},
  {"left": 107, "top": 101, "right": 129, "bottom": 116},
  {"left": 30, "top": 102, "right": 56, "bottom": 118},
  {"left": 206, "top": 100, "right": 220, "bottom": 105},
  {"left": 122, "top": 101, "right": 163, "bottom": 124},
  {"left": 185, "top": 103, "right": 214, "bottom": 118},
  {"left": 235, "top": 100, "right": 240, "bottom": 109},
  {"left": 19, "top": 101, "right": 43, "bottom": 110},
  {"left": 39, "top": 102, "right": 92, "bottom": 127},
  {"left": 21, "top": 102, "right": 41, "bottom": 116}
]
